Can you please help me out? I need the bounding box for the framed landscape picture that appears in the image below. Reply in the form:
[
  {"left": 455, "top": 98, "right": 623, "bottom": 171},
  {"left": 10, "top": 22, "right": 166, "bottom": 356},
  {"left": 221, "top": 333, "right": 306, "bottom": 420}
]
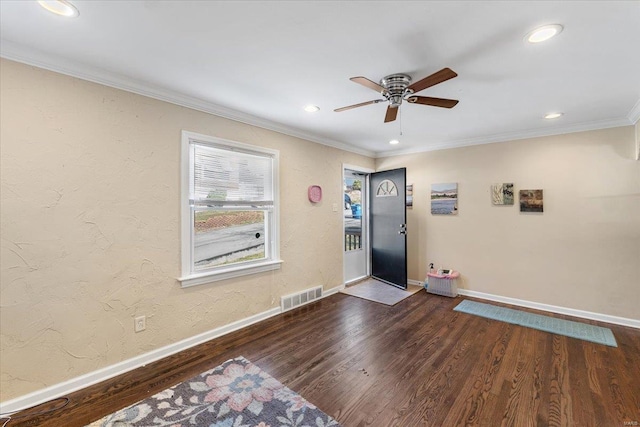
[
  {"left": 519, "top": 189, "right": 543, "bottom": 212},
  {"left": 431, "top": 183, "right": 458, "bottom": 215}
]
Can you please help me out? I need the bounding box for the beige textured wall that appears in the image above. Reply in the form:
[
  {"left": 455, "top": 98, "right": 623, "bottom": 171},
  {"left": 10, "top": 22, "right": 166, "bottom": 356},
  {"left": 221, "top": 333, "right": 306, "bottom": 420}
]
[
  {"left": 378, "top": 127, "right": 640, "bottom": 320},
  {"left": 0, "top": 59, "right": 374, "bottom": 400}
]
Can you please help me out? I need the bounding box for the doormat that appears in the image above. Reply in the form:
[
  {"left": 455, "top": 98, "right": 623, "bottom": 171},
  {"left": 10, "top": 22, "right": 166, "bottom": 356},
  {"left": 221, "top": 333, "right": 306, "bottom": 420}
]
[
  {"left": 86, "top": 356, "right": 341, "bottom": 426},
  {"left": 341, "top": 278, "right": 422, "bottom": 306},
  {"left": 454, "top": 300, "right": 617, "bottom": 347}
]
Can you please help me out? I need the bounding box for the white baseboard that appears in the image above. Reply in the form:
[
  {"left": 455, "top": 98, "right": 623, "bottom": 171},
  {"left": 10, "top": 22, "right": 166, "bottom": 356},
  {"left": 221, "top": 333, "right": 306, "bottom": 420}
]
[
  {"left": 344, "top": 276, "right": 367, "bottom": 287},
  {"left": 457, "top": 289, "right": 640, "bottom": 329},
  {"left": 407, "top": 279, "right": 423, "bottom": 286},
  {"left": 1, "top": 284, "right": 347, "bottom": 415},
  {"left": 324, "top": 284, "right": 345, "bottom": 296},
  {"left": 0, "top": 307, "right": 281, "bottom": 415}
]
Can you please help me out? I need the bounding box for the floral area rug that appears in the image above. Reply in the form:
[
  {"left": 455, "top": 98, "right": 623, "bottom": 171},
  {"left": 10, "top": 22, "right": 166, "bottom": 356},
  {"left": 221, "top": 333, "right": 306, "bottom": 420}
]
[{"left": 87, "top": 356, "right": 340, "bottom": 427}]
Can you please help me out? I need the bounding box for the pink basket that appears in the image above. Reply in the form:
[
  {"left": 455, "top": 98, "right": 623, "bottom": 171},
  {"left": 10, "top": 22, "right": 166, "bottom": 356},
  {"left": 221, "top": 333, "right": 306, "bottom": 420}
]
[
  {"left": 427, "top": 271, "right": 460, "bottom": 280},
  {"left": 426, "top": 271, "right": 459, "bottom": 297}
]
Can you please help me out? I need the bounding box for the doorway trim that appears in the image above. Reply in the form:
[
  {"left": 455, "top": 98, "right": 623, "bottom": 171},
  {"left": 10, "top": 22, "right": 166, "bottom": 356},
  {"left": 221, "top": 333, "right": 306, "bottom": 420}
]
[{"left": 342, "top": 163, "right": 374, "bottom": 286}]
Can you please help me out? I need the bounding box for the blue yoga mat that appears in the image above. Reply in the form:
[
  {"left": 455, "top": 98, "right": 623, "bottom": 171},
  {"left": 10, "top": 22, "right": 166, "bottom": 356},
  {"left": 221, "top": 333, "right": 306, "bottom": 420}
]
[{"left": 454, "top": 300, "right": 617, "bottom": 347}]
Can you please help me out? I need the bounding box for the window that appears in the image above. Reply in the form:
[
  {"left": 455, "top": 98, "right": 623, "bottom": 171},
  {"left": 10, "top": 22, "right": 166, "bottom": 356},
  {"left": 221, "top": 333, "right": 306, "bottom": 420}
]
[{"left": 179, "top": 131, "right": 281, "bottom": 287}]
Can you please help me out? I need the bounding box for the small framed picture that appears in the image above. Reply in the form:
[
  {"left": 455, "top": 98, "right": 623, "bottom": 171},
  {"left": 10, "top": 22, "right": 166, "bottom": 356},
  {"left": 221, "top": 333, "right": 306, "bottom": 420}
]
[
  {"left": 491, "top": 183, "right": 514, "bottom": 205},
  {"left": 519, "top": 189, "right": 543, "bottom": 212}
]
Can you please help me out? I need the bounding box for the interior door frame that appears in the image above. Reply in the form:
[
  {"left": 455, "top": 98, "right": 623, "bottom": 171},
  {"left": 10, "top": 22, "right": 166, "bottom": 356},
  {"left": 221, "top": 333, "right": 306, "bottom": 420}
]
[{"left": 342, "top": 163, "right": 374, "bottom": 286}]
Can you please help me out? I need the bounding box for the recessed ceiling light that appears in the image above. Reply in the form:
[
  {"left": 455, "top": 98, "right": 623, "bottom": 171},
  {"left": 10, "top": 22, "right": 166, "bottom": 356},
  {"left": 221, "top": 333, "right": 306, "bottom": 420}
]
[
  {"left": 526, "top": 24, "right": 563, "bottom": 43},
  {"left": 303, "top": 105, "right": 320, "bottom": 113},
  {"left": 389, "top": 139, "right": 400, "bottom": 145},
  {"left": 37, "top": 0, "right": 79, "bottom": 17},
  {"left": 544, "top": 112, "right": 564, "bottom": 119}
]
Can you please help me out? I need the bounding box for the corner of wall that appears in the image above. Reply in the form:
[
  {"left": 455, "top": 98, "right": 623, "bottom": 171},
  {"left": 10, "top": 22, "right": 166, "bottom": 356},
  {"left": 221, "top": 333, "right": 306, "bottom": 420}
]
[{"left": 635, "top": 119, "right": 639, "bottom": 160}]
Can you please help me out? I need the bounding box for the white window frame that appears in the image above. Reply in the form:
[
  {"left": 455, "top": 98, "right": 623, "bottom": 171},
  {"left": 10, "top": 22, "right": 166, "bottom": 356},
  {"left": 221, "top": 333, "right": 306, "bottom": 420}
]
[{"left": 178, "top": 131, "right": 282, "bottom": 288}]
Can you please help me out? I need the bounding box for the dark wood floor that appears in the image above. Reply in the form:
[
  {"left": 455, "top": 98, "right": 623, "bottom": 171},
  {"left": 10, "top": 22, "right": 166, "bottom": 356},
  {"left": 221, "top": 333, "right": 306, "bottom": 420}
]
[{"left": 5, "top": 291, "right": 640, "bottom": 426}]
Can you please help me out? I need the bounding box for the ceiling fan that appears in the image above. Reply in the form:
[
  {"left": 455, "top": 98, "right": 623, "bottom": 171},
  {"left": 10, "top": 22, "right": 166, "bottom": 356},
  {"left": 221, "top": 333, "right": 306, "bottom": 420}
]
[{"left": 334, "top": 68, "right": 459, "bottom": 123}]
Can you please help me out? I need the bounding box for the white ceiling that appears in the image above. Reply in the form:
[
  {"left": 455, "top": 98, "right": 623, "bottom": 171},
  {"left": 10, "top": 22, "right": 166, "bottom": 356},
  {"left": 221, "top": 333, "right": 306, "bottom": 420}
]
[{"left": 1, "top": 1, "right": 639, "bottom": 157}]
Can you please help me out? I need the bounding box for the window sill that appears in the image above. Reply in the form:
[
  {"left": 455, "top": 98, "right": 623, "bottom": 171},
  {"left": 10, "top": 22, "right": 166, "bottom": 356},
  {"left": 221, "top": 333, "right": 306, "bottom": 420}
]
[{"left": 178, "top": 259, "right": 283, "bottom": 288}]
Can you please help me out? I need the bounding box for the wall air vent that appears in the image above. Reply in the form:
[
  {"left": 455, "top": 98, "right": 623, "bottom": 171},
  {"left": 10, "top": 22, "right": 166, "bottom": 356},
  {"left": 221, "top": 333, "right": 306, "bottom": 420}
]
[{"left": 280, "top": 286, "right": 323, "bottom": 312}]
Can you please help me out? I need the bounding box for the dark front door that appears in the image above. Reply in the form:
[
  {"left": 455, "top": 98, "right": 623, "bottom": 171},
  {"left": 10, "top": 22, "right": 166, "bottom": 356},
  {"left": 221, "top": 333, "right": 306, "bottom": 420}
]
[{"left": 370, "top": 168, "right": 407, "bottom": 289}]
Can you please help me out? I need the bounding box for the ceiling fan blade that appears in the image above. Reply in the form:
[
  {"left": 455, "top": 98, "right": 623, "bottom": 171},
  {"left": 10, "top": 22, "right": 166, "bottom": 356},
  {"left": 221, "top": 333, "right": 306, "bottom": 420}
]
[
  {"left": 334, "top": 99, "right": 384, "bottom": 112},
  {"left": 350, "top": 76, "right": 387, "bottom": 94},
  {"left": 407, "top": 96, "right": 459, "bottom": 108},
  {"left": 384, "top": 105, "right": 399, "bottom": 123},
  {"left": 407, "top": 68, "right": 458, "bottom": 94}
]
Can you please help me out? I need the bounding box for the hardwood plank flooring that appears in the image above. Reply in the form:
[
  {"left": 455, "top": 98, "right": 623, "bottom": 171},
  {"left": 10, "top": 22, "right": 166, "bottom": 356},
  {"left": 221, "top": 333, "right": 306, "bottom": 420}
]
[{"left": 4, "top": 292, "right": 640, "bottom": 426}]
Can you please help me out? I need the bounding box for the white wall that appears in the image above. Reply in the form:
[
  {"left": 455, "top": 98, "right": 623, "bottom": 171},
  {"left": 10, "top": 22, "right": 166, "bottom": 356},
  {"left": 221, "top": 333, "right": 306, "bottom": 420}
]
[
  {"left": 0, "top": 59, "right": 374, "bottom": 400},
  {"left": 377, "top": 127, "right": 639, "bottom": 320}
]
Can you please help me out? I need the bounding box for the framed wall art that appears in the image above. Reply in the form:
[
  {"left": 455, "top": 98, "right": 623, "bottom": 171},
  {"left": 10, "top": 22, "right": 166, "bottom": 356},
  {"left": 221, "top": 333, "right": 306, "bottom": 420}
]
[
  {"left": 492, "top": 183, "right": 514, "bottom": 205},
  {"left": 431, "top": 183, "right": 458, "bottom": 215},
  {"left": 519, "top": 189, "right": 543, "bottom": 212}
]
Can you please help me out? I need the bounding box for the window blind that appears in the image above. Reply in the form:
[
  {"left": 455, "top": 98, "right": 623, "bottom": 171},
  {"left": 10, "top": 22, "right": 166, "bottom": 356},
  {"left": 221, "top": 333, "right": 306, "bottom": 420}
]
[{"left": 192, "top": 142, "right": 273, "bottom": 207}]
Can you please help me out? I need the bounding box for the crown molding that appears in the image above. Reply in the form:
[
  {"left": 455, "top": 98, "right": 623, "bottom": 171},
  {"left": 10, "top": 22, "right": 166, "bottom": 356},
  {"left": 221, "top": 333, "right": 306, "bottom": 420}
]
[
  {"left": 2, "top": 41, "right": 635, "bottom": 160},
  {"left": 377, "top": 116, "right": 633, "bottom": 158},
  {"left": 628, "top": 98, "right": 640, "bottom": 124},
  {"left": 0, "top": 41, "right": 375, "bottom": 158}
]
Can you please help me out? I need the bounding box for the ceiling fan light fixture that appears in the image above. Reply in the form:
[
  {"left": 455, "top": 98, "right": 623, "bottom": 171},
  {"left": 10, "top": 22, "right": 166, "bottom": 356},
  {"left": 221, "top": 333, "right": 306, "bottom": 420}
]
[
  {"left": 526, "top": 24, "right": 563, "bottom": 43},
  {"left": 389, "top": 139, "right": 400, "bottom": 145},
  {"left": 37, "top": 0, "right": 79, "bottom": 17},
  {"left": 303, "top": 105, "right": 320, "bottom": 113},
  {"left": 544, "top": 112, "right": 564, "bottom": 119},
  {"left": 389, "top": 96, "right": 403, "bottom": 107}
]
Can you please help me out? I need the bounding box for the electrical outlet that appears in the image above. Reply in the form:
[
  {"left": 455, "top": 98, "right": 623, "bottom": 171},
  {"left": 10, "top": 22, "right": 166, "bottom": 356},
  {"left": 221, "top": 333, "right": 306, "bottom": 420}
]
[
  {"left": 134, "top": 315, "right": 146, "bottom": 333},
  {"left": 332, "top": 203, "right": 338, "bottom": 212}
]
